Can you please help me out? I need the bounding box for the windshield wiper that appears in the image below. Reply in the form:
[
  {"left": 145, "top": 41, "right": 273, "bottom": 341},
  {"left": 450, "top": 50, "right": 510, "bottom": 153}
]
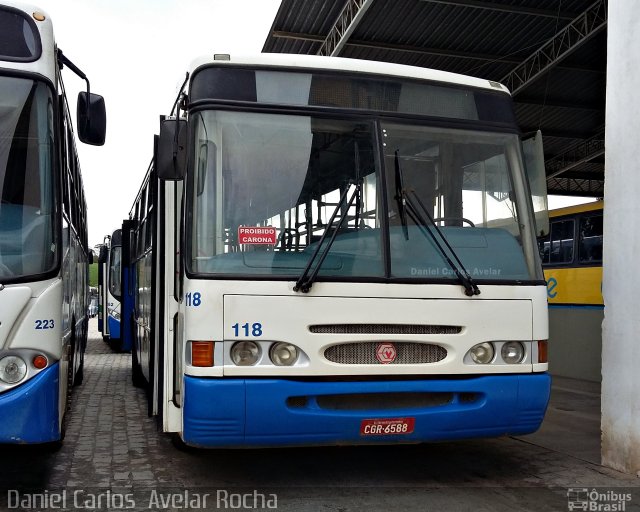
[
  {"left": 394, "top": 151, "right": 409, "bottom": 240},
  {"left": 394, "top": 153, "right": 480, "bottom": 297},
  {"left": 293, "top": 180, "right": 361, "bottom": 293}
]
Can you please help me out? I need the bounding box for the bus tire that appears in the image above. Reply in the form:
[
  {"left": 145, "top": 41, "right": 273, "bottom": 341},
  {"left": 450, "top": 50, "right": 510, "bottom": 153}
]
[
  {"left": 40, "top": 439, "right": 64, "bottom": 453},
  {"left": 131, "top": 345, "right": 146, "bottom": 388},
  {"left": 51, "top": 344, "right": 75, "bottom": 450},
  {"left": 170, "top": 433, "right": 196, "bottom": 453},
  {"left": 109, "top": 337, "right": 122, "bottom": 353},
  {"left": 74, "top": 356, "right": 84, "bottom": 387},
  {"left": 72, "top": 330, "right": 84, "bottom": 387}
]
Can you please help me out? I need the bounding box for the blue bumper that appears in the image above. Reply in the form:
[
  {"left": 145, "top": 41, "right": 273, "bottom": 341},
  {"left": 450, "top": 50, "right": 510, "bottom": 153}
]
[
  {"left": 0, "top": 363, "right": 60, "bottom": 444},
  {"left": 182, "top": 373, "right": 551, "bottom": 448},
  {"left": 108, "top": 316, "right": 120, "bottom": 340}
]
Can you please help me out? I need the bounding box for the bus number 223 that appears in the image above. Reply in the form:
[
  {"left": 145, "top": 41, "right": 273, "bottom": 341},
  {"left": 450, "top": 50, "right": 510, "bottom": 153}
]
[{"left": 232, "top": 323, "right": 263, "bottom": 337}]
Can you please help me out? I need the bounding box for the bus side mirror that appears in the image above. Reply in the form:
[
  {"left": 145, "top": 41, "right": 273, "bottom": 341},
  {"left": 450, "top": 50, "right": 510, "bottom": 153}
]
[
  {"left": 77, "top": 92, "right": 106, "bottom": 146},
  {"left": 157, "top": 118, "right": 187, "bottom": 181},
  {"left": 88, "top": 252, "right": 94, "bottom": 265}
]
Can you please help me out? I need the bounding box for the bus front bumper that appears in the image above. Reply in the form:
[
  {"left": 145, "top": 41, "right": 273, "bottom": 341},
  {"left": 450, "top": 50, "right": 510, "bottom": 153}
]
[
  {"left": 182, "top": 373, "right": 551, "bottom": 448},
  {"left": 0, "top": 363, "right": 60, "bottom": 444}
]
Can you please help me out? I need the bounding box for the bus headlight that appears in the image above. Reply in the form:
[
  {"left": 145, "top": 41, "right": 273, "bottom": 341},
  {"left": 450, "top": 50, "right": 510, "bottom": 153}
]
[
  {"left": 501, "top": 341, "right": 525, "bottom": 364},
  {"left": 230, "top": 341, "right": 261, "bottom": 366},
  {"left": 0, "top": 356, "right": 27, "bottom": 384},
  {"left": 269, "top": 343, "right": 299, "bottom": 366},
  {"left": 469, "top": 342, "right": 494, "bottom": 364}
]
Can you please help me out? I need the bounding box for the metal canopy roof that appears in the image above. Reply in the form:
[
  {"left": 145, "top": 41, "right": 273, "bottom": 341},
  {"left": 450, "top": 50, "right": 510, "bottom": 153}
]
[{"left": 263, "top": 0, "right": 607, "bottom": 197}]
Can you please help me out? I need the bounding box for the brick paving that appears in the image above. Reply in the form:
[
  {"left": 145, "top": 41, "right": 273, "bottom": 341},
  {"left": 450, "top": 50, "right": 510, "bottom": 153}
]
[{"left": 0, "top": 318, "right": 638, "bottom": 511}]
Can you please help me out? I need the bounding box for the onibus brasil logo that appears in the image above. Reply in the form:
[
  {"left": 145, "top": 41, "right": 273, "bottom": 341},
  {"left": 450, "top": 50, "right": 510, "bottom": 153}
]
[{"left": 567, "top": 488, "right": 632, "bottom": 511}]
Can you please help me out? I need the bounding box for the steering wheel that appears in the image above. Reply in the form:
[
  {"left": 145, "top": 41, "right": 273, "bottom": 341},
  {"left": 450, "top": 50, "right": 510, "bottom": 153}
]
[{"left": 432, "top": 217, "right": 476, "bottom": 227}]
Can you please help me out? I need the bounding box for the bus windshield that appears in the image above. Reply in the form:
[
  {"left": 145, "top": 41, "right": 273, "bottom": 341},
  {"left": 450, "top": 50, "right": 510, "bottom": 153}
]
[
  {"left": 0, "top": 77, "right": 55, "bottom": 280},
  {"left": 187, "top": 110, "right": 541, "bottom": 282}
]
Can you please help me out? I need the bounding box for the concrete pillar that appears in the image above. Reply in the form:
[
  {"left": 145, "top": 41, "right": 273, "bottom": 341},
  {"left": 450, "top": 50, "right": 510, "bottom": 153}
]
[{"left": 601, "top": 0, "right": 640, "bottom": 475}]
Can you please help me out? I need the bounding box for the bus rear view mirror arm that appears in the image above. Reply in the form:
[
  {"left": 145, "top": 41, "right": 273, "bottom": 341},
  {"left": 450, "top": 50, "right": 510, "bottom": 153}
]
[
  {"left": 157, "top": 118, "right": 187, "bottom": 181},
  {"left": 57, "top": 49, "right": 106, "bottom": 146}
]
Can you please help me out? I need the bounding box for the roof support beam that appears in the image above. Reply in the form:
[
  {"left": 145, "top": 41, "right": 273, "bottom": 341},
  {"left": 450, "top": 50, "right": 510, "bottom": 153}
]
[
  {"left": 418, "top": 0, "right": 577, "bottom": 20},
  {"left": 278, "top": 31, "right": 521, "bottom": 62},
  {"left": 545, "top": 132, "right": 605, "bottom": 179},
  {"left": 500, "top": 0, "right": 607, "bottom": 96},
  {"left": 547, "top": 177, "right": 604, "bottom": 197},
  {"left": 519, "top": 127, "right": 596, "bottom": 140},
  {"left": 317, "top": 0, "right": 375, "bottom": 57},
  {"left": 515, "top": 97, "right": 605, "bottom": 111},
  {"left": 274, "top": 32, "right": 603, "bottom": 74},
  {"left": 558, "top": 171, "right": 605, "bottom": 181}
]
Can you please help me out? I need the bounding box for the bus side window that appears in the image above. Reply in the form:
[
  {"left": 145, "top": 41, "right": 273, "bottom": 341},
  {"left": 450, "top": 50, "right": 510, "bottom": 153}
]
[
  {"left": 579, "top": 214, "right": 603, "bottom": 263},
  {"left": 549, "top": 219, "right": 574, "bottom": 264},
  {"left": 538, "top": 236, "right": 550, "bottom": 264}
]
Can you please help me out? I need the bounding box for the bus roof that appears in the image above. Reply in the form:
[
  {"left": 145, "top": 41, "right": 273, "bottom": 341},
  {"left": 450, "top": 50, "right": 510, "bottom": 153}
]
[
  {"left": 188, "top": 53, "right": 511, "bottom": 95},
  {"left": 0, "top": 1, "right": 55, "bottom": 81},
  {"left": 549, "top": 201, "right": 604, "bottom": 218}
]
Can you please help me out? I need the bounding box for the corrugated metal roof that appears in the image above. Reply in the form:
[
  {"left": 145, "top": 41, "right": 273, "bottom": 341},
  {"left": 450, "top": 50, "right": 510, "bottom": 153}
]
[{"left": 263, "top": 0, "right": 606, "bottom": 197}]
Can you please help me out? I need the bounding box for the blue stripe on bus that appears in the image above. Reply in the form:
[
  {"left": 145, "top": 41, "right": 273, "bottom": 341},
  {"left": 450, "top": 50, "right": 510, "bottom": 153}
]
[
  {"left": 0, "top": 363, "right": 60, "bottom": 444},
  {"left": 108, "top": 316, "right": 121, "bottom": 339},
  {"left": 182, "top": 373, "right": 551, "bottom": 448}
]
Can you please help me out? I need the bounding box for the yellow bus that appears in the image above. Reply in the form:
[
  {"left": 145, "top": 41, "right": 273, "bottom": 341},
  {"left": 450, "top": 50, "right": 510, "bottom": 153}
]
[{"left": 537, "top": 201, "right": 603, "bottom": 381}]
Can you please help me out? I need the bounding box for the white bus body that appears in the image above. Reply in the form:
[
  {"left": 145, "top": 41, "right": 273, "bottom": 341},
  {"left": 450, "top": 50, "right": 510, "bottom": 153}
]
[{"left": 0, "top": 1, "right": 105, "bottom": 443}]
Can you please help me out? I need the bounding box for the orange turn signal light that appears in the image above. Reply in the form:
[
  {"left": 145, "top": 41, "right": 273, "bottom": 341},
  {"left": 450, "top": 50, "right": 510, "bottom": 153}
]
[
  {"left": 32, "top": 354, "right": 48, "bottom": 369},
  {"left": 191, "top": 341, "right": 214, "bottom": 367},
  {"left": 537, "top": 341, "right": 548, "bottom": 363}
]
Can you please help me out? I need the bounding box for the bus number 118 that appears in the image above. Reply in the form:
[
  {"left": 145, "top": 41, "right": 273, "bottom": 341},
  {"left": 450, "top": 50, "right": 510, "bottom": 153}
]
[{"left": 231, "top": 323, "right": 263, "bottom": 337}]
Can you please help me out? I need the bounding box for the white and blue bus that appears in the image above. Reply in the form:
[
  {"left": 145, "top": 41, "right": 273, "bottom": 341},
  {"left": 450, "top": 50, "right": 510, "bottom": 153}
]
[
  {"left": 126, "top": 54, "right": 550, "bottom": 448},
  {"left": 0, "top": 1, "right": 105, "bottom": 444},
  {"left": 98, "top": 228, "right": 127, "bottom": 351}
]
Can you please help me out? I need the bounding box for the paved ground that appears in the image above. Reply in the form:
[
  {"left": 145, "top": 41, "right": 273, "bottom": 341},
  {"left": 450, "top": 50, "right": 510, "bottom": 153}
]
[{"left": 1, "top": 318, "right": 639, "bottom": 511}]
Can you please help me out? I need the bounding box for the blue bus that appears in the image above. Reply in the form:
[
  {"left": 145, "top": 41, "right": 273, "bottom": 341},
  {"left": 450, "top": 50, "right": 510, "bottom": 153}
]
[
  {"left": 98, "top": 228, "right": 130, "bottom": 351},
  {"left": 0, "top": 1, "right": 106, "bottom": 444}
]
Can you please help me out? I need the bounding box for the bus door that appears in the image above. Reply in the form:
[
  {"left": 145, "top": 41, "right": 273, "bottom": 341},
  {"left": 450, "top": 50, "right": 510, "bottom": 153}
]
[{"left": 155, "top": 177, "right": 183, "bottom": 432}]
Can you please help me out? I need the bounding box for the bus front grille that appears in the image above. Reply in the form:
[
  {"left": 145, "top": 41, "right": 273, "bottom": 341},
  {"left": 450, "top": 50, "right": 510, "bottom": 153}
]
[
  {"left": 309, "top": 324, "right": 461, "bottom": 335},
  {"left": 324, "top": 342, "right": 447, "bottom": 365}
]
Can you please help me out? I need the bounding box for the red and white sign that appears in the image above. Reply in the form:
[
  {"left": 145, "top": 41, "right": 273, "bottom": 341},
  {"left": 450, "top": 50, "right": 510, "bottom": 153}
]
[
  {"left": 360, "top": 417, "right": 415, "bottom": 436},
  {"left": 238, "top": 226, "right": 277, "bottom": 245},
  {"left": 375, "top": 342, "right": 397, "bottom": 364}
]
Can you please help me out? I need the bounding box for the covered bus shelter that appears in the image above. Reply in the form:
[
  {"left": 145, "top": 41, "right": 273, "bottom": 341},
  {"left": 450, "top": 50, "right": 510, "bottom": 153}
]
[
  {"left": 263, "top": 2, "right": 608, "bottom": 383},
  {"left": 261, "top": 0, "right": 640, "bottom": 477},
  {"left": 263, "top": 0, "right": 607, "bottom": 381},
  {"left": 263, "top": 0, "right": 607, "bottom": 198}
]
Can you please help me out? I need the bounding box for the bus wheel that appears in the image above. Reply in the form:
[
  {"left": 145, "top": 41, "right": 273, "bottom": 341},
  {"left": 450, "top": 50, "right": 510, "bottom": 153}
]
[
  {"left": 40, "top": 439, "right": 64, "bottom": 453},
  {"left": 170, "top": 433, "right": 197, "bottom": 453},
  {"left": 53, "top": 344, "right": 75, "bottom": 447},
  {"left": 74, "top": 354, "right": 84, "bottom": 386},
  {"left": 131, "top": 345, "right": 146, "bottom": 388},
  {"left": 73, "top": 332, "right": 84, "bottom": 387}
]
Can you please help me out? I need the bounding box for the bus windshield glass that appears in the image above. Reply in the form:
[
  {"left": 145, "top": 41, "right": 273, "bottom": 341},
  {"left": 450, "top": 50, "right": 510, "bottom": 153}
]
[
  {"left": 187, "top": 110, "right": 540, "bottom": 282},
  {"left": 0, "top": 77, "right": 55, "bottom": 280}
]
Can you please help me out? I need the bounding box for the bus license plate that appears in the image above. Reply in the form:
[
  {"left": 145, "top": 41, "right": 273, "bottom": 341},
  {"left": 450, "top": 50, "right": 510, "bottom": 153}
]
[{"left": 360, "top": 418, "right": 415, "bottom": 436}]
